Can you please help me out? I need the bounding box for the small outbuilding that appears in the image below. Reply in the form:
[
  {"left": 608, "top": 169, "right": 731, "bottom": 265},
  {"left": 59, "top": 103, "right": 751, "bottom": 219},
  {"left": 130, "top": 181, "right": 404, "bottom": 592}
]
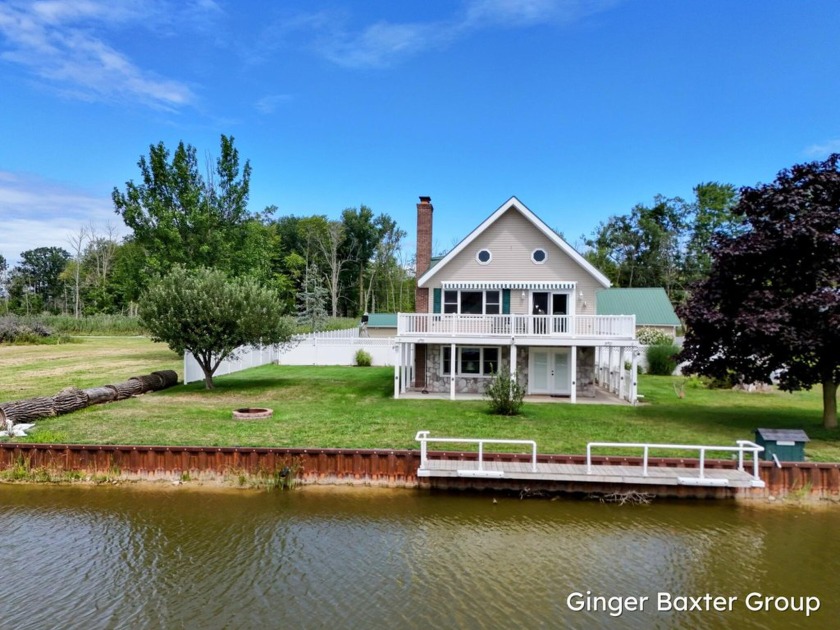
[
  {"left": 361, "top": 313, "right": 397, "bottom": 338},
  {"left": 754, "top": 428, "right": 809, "bottom": 462}
]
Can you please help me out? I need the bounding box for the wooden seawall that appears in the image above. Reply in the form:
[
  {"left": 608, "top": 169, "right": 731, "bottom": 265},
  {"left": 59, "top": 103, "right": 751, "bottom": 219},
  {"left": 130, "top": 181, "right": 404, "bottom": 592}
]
[{"left": 1, "top": 443, "right": 839, "bottom": 500}]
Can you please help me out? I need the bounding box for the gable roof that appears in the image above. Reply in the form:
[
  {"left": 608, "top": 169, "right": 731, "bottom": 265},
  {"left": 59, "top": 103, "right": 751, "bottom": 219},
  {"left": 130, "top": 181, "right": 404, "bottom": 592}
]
[
  {"left": 596, "top": 288, "right": 681, "bottom": 326},
  {"left": 417, "top": 196, "right": 611, "bottom": 288}
]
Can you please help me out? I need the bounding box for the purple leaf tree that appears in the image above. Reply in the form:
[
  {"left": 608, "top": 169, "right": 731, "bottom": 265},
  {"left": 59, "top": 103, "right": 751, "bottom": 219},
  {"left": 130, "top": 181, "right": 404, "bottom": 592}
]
[{"left": 679, "top": 154, "right": 840, "bottom": 428}]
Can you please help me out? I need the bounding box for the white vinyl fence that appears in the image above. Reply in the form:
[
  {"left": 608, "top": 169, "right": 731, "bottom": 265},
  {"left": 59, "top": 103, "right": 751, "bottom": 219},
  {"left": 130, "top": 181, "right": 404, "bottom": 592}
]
[
  {"left": 183, "top": 328, "right": 396, "bottom": 384},
  {"left": 278, "top": 336, "right": 395, "bottom": 367}
]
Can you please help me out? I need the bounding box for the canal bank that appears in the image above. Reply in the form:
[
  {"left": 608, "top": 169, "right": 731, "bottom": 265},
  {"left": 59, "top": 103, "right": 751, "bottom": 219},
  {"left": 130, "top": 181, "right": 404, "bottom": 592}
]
[{"left": 2, "top": 442, "right": 839, "bottom": 502}]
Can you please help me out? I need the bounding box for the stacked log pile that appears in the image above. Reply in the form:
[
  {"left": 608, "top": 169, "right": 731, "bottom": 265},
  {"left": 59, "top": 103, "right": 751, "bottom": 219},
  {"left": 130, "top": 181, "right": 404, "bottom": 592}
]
[{"left": 0, "top": 370, "right": 178, "bottom": 426}]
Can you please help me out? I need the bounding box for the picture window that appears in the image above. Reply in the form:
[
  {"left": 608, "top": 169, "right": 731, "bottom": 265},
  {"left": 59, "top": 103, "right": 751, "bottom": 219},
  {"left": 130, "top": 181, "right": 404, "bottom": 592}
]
[{"left": 442, "top": 347, "right": 501, "bottom": 376}]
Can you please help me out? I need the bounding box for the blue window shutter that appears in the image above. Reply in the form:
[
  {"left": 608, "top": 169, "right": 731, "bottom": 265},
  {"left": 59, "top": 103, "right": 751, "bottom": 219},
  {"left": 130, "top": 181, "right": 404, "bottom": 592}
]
[
  {"left": 433, "top": 288, "right": 441, "bottom": 313},
  {"left": 502, "top": 289, "right": 511, "bottom": 314}
]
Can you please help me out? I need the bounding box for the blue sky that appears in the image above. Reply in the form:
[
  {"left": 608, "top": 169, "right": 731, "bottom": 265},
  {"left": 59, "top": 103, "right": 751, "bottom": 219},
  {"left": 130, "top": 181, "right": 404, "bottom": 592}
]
[{"left": 1, "top": 0, "right": 839, "bottom": 265}]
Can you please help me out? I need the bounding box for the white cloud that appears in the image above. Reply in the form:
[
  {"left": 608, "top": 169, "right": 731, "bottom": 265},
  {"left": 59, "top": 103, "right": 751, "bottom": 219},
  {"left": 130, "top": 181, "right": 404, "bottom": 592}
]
[
  {"left": 302, "top": 0, "right": 620, "bottom": 69},
  {"left": 319, "top": 21, "right": 444, "bottom": 69},
  {"left": 804, "top": 139, "right": 840, "bottom": 158},
  {"left": 0, "top": 171, "right": 126, "bottom": 265},
  {"left": 465, "top": 0, "right": 616, "bottom": 27},
  {"left": 0, "top": 0, "right": 196, "bottom": 110},
  {"left": 255, "top": 93, "right": 292, "bottom": 115}
]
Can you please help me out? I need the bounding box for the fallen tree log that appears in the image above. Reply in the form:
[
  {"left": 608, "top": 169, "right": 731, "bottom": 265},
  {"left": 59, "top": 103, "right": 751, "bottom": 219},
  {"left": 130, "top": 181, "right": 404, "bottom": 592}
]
[
  {"left": 82, "top": 386, "right": 118, "bottom": 405},
  {"left": 0, "top": 370, "right": 181, "bottom": 425},
  {"left": 0, "top": 397, "right": 56, "bottom": 424},
  {"left": 107, "top": 380, "right": 144, "bottom": 400},
  {"left": 129, "top": 374, "right": 165, "bottom": 393},
  {"left": 152, "top": 370, "right": 178, "bottom": 388},
  {"left": 52, "top": 387, "right": 89, "bottom": 415}
]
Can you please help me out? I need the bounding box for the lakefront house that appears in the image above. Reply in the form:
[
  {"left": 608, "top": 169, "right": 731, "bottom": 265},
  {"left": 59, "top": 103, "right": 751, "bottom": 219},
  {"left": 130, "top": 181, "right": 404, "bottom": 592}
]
[{"left": 393, "top": 196, "right": 640, "bottom": 403}]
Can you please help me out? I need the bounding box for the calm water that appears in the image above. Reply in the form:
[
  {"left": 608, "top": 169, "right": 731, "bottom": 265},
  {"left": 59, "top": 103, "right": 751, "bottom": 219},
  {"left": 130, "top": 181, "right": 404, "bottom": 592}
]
[{"left": 0, "top": 485, "right": 836, "bottom": 629}]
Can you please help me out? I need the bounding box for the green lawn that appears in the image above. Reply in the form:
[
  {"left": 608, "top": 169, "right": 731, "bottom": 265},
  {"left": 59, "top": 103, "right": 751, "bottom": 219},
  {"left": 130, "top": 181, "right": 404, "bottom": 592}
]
[{"left": 2, "top": 337, "right": 838, "bottom": 461}]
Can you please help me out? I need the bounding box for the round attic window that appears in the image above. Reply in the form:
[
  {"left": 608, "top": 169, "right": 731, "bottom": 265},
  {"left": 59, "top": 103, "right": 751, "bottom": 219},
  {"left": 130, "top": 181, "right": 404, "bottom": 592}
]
[
  {"left": 531, "top": 248, "right": 548, "bottom": 264},
  {"left": 476, "top": 249, "right": 492, "bottom": 265}
]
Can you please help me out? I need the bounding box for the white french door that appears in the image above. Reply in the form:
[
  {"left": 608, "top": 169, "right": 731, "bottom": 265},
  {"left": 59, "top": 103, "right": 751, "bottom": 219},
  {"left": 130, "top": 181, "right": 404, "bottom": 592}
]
[
  {"left": 531, "top": 292, "right": 572, "bottom": 334},
  {"left": 529, "top": 348, "right": 571, "bottom": 395}
]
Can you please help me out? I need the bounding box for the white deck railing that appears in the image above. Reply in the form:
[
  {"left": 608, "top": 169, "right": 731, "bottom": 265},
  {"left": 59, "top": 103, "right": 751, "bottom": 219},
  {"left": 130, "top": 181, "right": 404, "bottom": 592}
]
[
  {"left": 585, "top": 440, "right": 765, "bottom": 485},
  {"left": 415, "top": 430, "right": 538, "bottom": 473},
  {"left": 398, "top": 313, "right": 635, "bottom": 339}
]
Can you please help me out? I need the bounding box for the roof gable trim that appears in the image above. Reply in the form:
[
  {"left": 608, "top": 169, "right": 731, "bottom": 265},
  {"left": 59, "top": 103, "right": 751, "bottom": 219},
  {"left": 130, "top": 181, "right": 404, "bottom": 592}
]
[{"left": 417, "top": 196, "right": 611, "bottom": 288}]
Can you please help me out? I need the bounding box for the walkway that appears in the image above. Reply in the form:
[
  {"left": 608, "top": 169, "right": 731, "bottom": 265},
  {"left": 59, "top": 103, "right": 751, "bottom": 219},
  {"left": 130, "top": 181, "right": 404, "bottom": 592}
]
[
  {"left": 400, "top": 387, "right": 631, "bottom": 405},
  {"left": 415, "top": 432, "right": 766, "bottom": 489},
  {"left": 418, "top": 459, "right": 762, "bottom": 488}
]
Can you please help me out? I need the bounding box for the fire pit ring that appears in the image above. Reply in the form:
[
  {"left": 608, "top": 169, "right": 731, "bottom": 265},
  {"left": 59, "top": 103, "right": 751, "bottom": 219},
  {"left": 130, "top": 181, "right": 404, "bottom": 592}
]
[{"left": 232, "top": 407, "right": 274, "bottom": 420}]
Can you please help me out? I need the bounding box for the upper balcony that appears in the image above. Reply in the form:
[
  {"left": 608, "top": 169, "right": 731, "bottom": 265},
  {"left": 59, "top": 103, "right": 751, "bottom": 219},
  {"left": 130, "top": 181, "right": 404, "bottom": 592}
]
[{"left": 397, "top": 313, "right": 636, "bottom": 342}]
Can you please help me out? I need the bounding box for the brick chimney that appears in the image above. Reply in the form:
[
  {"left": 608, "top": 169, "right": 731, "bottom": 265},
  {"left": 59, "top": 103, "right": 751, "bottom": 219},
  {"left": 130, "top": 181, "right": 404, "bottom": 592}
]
[{"left": 415, "top": 196, "right": 433, "bottom": 313}]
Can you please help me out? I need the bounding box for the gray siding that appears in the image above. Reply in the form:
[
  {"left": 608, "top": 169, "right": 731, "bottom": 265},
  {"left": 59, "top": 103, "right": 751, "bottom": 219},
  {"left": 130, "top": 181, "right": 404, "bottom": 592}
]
[{"left": 424, "top": 208, "right": 603, "bottom": 315}]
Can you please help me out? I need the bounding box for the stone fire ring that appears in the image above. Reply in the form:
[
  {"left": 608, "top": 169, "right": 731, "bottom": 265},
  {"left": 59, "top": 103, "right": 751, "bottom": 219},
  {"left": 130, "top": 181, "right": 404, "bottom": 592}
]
[{"left": 232, "top": 407, "right": 274, "bottom": 420}]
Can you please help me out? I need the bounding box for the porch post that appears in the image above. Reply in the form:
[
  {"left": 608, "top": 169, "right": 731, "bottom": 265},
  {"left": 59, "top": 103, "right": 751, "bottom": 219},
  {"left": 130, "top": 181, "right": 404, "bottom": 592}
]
[
  {"left": 631, "top": 346, "right": 639, "bottom": 404},
  {"left": 594, "top": 346, "right": 600, "bottom": 385},
  {"left": 393, "top": 342, "right": 401, "bottom": 399},
  {"left": 400, "top": 343, "right": 411, "bottom": 394},
  {"left": 619, "top": 346, "right": 626, "bottom": 401},
  {"left": 450, "top": 343, "right": 456, "bottom": 401},
  {"left": 509, "top": 343, "right": 517, "bottom": 379},
  {"left": 570, "top": 346, "right": 577, "bottom": 403},
  {"left": 608, "top": 345, "right": 615, "bottom": 393}
]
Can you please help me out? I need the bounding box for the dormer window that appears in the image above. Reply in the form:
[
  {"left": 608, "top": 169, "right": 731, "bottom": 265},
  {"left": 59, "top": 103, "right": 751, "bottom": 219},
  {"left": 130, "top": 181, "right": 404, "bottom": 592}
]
[
  {"left": 476, "top": 249, "right": 492, "bottom": 265},
  {"left": 531, "top": 248, "right": 547, "bottom": 264}
]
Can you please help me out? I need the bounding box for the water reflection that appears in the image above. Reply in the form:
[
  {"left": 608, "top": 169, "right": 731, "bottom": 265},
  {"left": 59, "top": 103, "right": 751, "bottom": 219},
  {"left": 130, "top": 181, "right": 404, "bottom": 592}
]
[{"left": 0, "top": 486, "right": 834, "bottom": 629}]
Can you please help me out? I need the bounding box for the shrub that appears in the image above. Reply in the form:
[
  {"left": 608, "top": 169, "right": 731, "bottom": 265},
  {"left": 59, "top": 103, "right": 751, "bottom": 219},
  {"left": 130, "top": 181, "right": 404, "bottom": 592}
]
[
  {"left": 354, "top": 349, "right": 373, "bottom": 367},
  {"left": 484, "top": 371, "right": 526, "bottom": 416},
  {"left": 0, "top": 315, "right": 54, "bottom": 344},
  {"left": 637, "top": 327, "right": 674, "bottom": 346},
  {"left": 705, "top": 372, "right": 739, "bottom": 389},
  {"left": 646, "top": 343, "right": 680, "bottom": 376}
]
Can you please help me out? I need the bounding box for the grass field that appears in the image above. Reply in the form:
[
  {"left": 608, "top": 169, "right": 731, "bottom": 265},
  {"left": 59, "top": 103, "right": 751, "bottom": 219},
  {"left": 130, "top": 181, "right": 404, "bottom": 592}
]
[{"left": 2, "top": 337, "right": 838, "bottom": 461}]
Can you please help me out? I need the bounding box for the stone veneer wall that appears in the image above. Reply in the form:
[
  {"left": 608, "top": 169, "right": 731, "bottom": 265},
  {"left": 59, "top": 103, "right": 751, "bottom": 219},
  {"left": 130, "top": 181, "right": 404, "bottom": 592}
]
[
  {"left": 424, "top": 345, "right": 504, "bottom": 394},
  {"left": 576, "top": 346, "right": 596, "bottom": 398}
]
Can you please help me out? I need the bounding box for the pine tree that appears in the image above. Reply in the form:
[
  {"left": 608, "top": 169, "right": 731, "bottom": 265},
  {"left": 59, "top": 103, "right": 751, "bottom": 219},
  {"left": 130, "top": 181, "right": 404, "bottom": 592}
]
[{"left": 296, "top": 264, "right": 329, "bottom": 333}]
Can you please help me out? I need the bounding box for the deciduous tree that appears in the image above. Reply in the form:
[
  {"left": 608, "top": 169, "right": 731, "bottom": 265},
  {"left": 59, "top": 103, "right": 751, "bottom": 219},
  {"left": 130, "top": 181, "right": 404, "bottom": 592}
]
[
  {"left": 679, "top": 155, "right": 840, "bottom": 428},
  {"left": 139, "top": 266, "right": 295, "bottom": 389},
  {"left": 112, "top": 135, "right": 253, "bottom": 284},
  {"left": 11, "top": 247, "right": 71, "bottom": 313}
]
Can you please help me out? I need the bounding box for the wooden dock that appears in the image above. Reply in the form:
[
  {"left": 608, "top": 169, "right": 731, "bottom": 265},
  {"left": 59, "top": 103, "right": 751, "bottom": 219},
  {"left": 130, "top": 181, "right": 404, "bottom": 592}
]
[
  {"left": 414, "top": 432, "right": 766, "bottom": 490},
  {"left": 417, "top": 459, "right": 764, "bottom": 488}
]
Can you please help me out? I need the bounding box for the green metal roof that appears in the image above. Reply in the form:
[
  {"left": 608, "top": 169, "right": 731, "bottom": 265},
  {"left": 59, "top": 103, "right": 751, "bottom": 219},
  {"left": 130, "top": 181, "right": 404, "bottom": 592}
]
[
  {"left": 596, "top": 288, "right": 681, "bottom": 326},
  {"left": 366, "top": 313, "right": 398, "bottom": 328}
]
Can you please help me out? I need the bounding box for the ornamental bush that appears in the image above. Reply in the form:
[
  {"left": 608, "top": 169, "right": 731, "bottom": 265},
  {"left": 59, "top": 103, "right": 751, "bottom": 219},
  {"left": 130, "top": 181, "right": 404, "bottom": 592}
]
[
  {"left": 354, "top": 349, "right": 372, "bottom": 367},
  {"left": 646, "top": 343, "right": 680, "bottom": 376},
  {"left": 484, "top": 371, "right": 526, "bottom": 416},
  {"left": 636, "top": 327, "right": 674, "bottom": 346}
]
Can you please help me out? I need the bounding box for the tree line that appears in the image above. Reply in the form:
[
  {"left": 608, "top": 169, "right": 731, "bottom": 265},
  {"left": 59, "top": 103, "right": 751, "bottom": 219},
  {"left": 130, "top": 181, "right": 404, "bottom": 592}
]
[
  {"left": 1, "top": 134, "right": 745, "bottom": 319},
  {"left": 0, "top": 135, "right": 415, "bottom": 323},
  {"left": 584, "top": 182, "right": 742, "bottom": 304}
]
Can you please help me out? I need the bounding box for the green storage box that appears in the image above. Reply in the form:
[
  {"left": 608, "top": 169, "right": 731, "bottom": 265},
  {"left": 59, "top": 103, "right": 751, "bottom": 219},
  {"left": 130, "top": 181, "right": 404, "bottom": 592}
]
[{"left": 755, "top": 428, "right": 809, "bottom": 462}]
